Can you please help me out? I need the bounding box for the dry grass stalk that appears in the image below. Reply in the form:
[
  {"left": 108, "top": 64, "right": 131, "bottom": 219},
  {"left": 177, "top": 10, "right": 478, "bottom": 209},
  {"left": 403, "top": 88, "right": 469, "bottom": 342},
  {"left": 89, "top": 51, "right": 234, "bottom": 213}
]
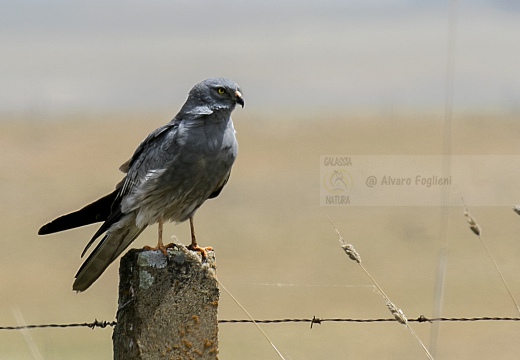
[
  {"left": 328, "top": 217, "right": 434, "bottom": 360},
  {"left": 463, "top": 205, "right": 520, "bottom": 316},
  {"left": 218, "top": 280, "right": 287, "bottom": 360},
  {"left": 12, "top": 307, "right": 44, "bottom": 360}
]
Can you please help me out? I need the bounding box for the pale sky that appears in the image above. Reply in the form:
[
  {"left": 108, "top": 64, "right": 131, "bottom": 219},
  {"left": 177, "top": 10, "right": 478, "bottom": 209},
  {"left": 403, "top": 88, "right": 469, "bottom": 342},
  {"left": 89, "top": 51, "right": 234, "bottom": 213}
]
[{"left": 1, "top": 0, "right": 519, "bottom": 116}]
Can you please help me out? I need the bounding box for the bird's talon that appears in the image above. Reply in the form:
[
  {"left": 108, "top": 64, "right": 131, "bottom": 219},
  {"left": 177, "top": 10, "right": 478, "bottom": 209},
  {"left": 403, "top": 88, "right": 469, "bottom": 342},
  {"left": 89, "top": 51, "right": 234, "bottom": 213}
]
[
  {"left": 187, "top": 244, "right": 213, "bottom": 259},
  {"left": 143, "top": 244, "right": 169, "bottom": 257}
]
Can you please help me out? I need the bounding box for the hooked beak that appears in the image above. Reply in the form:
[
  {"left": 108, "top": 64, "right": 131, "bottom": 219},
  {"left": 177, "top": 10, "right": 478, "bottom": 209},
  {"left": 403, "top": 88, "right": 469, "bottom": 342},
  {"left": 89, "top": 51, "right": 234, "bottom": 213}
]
[{"left": 235, "top": 90, "right": 245, "bottom": 108}]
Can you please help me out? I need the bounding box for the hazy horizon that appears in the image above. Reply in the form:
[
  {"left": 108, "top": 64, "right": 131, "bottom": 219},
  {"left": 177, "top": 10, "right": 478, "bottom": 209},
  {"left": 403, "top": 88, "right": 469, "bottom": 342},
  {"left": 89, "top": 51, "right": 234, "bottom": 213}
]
[{"left": 2, "top": 1, "right": 520, "bottom": 118}]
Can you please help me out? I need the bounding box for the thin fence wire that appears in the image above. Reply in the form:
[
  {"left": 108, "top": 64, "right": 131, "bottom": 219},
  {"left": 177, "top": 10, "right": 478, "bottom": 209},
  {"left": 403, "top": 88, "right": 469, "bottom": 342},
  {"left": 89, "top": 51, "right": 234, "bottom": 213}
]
[
  {"left": 1, "top": 316, "right": 519, "bottom": 331},
  {"left": 0, "top": 320, "right": 116, "bottom": 331}
]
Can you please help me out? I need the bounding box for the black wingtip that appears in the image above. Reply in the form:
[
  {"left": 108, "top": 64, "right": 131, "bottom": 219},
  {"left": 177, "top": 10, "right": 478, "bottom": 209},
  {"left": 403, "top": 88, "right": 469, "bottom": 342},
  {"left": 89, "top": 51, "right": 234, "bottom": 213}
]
[
  {"left": 38, "top": 223, "right": 52, "bottom": 235},
  {"left": 37, "top": 189, "right": 119, "bottom": 237},
  {"left": 37, "top": 218, "right": 68, "bottom": 235}
]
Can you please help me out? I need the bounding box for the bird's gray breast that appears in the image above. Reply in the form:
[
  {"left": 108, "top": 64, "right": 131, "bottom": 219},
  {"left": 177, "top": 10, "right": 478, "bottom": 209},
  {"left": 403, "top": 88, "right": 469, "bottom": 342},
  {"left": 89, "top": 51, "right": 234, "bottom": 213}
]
[{"left": 126, "top": 115, "right": 238, "bottom": 228}]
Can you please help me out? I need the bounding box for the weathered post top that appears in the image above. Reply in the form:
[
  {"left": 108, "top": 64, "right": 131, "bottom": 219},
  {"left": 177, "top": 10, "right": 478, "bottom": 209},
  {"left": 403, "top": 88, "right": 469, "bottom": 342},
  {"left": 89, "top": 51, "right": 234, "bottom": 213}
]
[{"left": 113, "top": 244, "right": 219, "bottom": 360}]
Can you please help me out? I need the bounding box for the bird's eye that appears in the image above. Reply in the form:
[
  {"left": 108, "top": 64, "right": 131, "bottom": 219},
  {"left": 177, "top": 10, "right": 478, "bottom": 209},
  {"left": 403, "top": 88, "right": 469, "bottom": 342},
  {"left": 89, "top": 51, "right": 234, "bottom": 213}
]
[{"left": 217, "top": 87, "right": 225, "bottom": 95}]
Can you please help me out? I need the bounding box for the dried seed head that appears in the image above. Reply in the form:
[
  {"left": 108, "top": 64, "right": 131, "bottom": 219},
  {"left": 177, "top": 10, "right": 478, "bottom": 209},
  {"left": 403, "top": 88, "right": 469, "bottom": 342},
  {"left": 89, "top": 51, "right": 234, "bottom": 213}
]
[
  {"left": 387, "top": 301, "right": 407, "bottom": 325},
  {"left": 464, "top": 209, "right": 481, "bottom": 236},
  {"left": 513, "top": 205, "right": 520, "bottom": 216},
  {"left": 328, "top": 217, "right": 362, "bottom": 263},
  {"left": 341, "top": 243, "right": 361, "bottom": 263}
]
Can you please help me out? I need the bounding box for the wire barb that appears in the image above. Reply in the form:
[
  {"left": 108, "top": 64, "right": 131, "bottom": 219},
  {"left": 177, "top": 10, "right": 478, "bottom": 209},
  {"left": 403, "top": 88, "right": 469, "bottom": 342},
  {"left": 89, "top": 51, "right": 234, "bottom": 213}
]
[{"left": 310, "top": 316, "right": 321, "bottom": 329}]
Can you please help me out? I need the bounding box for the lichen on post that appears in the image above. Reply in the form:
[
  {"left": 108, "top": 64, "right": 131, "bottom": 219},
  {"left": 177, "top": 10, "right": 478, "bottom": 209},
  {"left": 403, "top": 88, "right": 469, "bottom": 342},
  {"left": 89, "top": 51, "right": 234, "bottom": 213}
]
[{"left": 113, "top": 245, "right": 219, "bottom": 360}]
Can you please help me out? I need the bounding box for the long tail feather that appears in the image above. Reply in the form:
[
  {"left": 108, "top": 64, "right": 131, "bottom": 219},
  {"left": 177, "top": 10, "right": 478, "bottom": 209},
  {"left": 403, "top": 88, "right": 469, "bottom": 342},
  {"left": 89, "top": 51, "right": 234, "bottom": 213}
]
[
  {"left": 38, "top": 190, "right": 118, "bottom": 235},
  {"left": 73, "top": 217, "right": 145, "bottom": 292}
]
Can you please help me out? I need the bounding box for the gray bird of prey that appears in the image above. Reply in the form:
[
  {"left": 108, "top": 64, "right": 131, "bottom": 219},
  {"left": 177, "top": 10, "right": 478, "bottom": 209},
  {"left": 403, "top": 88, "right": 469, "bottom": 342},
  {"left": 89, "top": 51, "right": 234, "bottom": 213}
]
[{"left": 38, "top": 78, "right": 244, "bottom": 291}]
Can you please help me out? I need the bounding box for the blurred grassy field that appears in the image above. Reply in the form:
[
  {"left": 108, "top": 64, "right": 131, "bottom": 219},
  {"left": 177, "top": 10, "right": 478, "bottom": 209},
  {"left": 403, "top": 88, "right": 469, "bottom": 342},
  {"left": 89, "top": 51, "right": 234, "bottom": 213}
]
[{"left": 1, "top": 111, "right": 520, "bottom": 359}]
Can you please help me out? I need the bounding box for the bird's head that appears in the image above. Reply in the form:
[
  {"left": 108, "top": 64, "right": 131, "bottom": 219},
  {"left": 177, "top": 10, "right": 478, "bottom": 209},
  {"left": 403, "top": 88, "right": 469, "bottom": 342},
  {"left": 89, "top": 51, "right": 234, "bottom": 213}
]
[{"left": 184, "top": 78, "right": 244, "bottom": 114}]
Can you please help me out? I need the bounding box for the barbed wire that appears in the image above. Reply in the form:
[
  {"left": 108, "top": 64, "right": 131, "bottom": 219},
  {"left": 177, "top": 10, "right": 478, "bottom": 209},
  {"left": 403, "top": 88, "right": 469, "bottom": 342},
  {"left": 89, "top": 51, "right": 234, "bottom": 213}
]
[
  {"left": 221, "top": 315, "right": 520, "bottom": 328},
  {"left": 1, "top": 315, "right": 519, "bottom": 331},
  {"left": 0, "top": 319, "right": 116, "bottom": 331}
]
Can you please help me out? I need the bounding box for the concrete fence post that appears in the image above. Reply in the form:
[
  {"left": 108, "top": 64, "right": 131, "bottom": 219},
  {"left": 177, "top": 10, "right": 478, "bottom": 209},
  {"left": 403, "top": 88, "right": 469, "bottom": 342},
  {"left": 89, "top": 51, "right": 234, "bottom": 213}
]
[{"left": 113, "top": 245, "right": 219, "bottom": 360}]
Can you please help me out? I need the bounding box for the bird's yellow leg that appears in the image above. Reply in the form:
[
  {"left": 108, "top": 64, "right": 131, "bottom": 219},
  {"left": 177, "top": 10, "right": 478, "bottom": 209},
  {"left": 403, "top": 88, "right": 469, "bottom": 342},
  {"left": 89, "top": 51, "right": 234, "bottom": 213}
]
[
  {"left": 187, "top": 216, "right": 213, "bottom": 258},
  {"left": 143, "top": 217, "right": 174, "bottom": 256}
]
